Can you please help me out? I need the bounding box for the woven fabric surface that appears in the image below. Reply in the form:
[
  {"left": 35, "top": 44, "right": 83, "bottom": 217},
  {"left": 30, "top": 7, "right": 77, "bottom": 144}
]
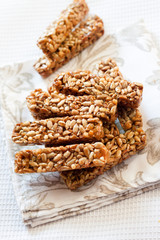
[{"left": 0, "top": 0, "right": 160, "bottom": 239}]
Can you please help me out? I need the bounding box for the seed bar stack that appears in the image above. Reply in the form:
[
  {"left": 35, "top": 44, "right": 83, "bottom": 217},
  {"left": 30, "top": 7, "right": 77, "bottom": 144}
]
[
  {"left": 12, "top": 114, "right": 109, "bottom": 173},
  {"left": 12, "top": 58, "right": 146, "bottom": 190},
  {"left": 12, "top": 91, "right": 113, "bottom": 174},
  {"left": 50, "top": 58, "right": 145, "bottom": 189},
  {"left": 34, "top": 0, "right": 104, "bottom": 77}
]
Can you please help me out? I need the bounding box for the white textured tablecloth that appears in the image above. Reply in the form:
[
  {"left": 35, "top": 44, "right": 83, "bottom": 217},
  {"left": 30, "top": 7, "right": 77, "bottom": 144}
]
[{"left": 0, "top": 0, "right": 160, "bottom": 239}]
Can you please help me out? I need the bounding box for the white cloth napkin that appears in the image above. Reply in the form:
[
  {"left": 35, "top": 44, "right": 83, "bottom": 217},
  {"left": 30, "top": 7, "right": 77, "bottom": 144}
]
[{"left": 0, "top": 20, "right": 160, "bottom": 227}]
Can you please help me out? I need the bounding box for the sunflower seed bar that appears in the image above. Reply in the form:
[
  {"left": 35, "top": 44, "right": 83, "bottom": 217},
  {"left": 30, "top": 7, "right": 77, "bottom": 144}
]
[
  {"left": 12, "top": 115, "right": 104, "bottom": 146},
  {"left": 48, "top": 66, "right": 143, "bottom": 108},
  {"left": 48, "top": 70, "right": 115, "bottom": 99},
  {"left": 34, "top": 15, "right": 104, "bottom": 77},
  {"left": 60, "top": 167, "right": 105, "bottom": 190},
  {"left": 60, "top": 107, "right": 146, "bottom": 190},
  {"left": 97, "top": 58, "right": 143, "bottom": 108},
  {"left": 27, "top": 89, "right": 117, "bottom": 121},
  {"left": 15, "top": 142, "right": 109, "bottom": 173},
  {"left": 37, "top": 0, "right": 89, "bottom": 56}
]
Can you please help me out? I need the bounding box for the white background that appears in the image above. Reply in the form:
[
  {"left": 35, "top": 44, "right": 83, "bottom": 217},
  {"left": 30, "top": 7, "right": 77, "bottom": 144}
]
[{"left": 0, "top": 0, "right": 160, "bottom": 239}]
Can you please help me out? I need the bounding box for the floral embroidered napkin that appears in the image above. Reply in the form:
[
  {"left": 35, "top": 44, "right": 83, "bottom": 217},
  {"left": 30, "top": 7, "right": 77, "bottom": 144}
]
[{"left": 0, "top": 21, "right": 160, "bottom": 227}]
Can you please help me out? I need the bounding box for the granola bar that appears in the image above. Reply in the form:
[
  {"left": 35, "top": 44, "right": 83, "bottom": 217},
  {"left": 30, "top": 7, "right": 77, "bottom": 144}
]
[
  {"left": 97, "top": 58, "right": 143, "bottom": 108},
  {"left": 12, "top": 115, "right": 104, "bottom": 146},
  {"left": 60, "top": 107, "right": 146, "bottom": 190},
  {"left": 34, "top": 15, "right": 104, "bottom": 77},
  {"left": 48, "top": 64, "right": 143, "bottom": 108},
  {"left": 27, "top": 89, "right": 117, "bottom": 121},
  {"left": 15, "top": 142, "right": 109, "bottom": 173},
  {"left": 37, "top": 0, "right": 89, "bottom": 56}
]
